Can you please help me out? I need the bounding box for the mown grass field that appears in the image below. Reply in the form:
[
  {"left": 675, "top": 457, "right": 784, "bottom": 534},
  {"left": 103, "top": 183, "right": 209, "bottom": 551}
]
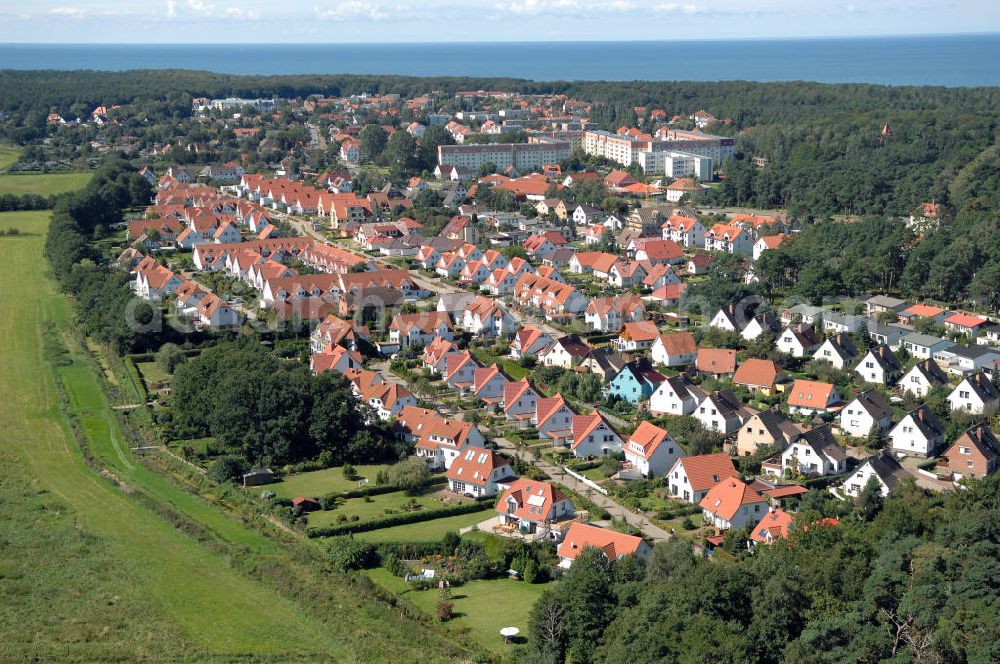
[
  {"left": 355, "top": 510, "right": 493, "bottom": 543},
  {"left": 0, "top": 171, "right": 93, "bottom": 196},
  {"left": 307, "top": 489, "right": 458, "bottom": 528},
  {"left": 0, "top": 210, "right": 462, "bottom": 662},
  {"left": 262, "top": 464, "right": 396, "bottom": 498},
  {"left": 365, "top": 567, "right": 550, "bottom": 652}
]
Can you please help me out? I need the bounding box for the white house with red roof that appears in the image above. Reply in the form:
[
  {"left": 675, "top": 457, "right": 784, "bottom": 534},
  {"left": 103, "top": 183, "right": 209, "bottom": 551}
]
[
  {"left": 504, "top": 378, "right": 541, "bottom": 422},
  {"left": 699, "top": 478, "right": 769, "bottom": 531},
  {"left": 435, "top": 251, "right": 466, "bottom": 278},
  {"left": 445, "top": 351, "right": 482, "bottom": 394},
  {"left": 446, "top": 448, "right": 515, "bottom": 497},
  {"left": 750, "top": 508, "right": 795, "bottom": 545},
  {"left": 536, "top": 393, "right": 577, "bottom": 442},
  {"left": 570, "top": 412, "right": 623, "bottom": 458},
  {"left": 473, "top": 364, "right": 512, "bottom": 406},
  {"left": 557, "top": 523, "right": 650, "bottom": 568},
  {"left": 510, "top": 325, "right": 553, "bottom": 359},
  {"left": 389, "top": 311, "right": 453, "bottom": 348},
  {"left": 668, "top": 453, "right": 738, "bottom": 504},
  {"left": 585, "top": 295, "right": 646, "bottom": 333},
  {"left": 634, "top": 239, "right": 685, "bottom": 266},
  {"left": 422, "top": 336, "right": 459, "bottom": 374},
  {"left": 463, "top": 296, "right": 516, "bottom": 338},
  {"left": 624, "top": 421, "right": 685, "bottom": 477},
  {"left": 705, "top": 223, "right": 753, "bottom": 255},
  {"left": 662, "top": 214, "right": 706, "bottom": 248},
  {"left": 495, "top": 478, "right": 575, "bottom": 537},
  {"left": 310, "top": 344, "right": 363, "bottom": 375},
  {"left": 396, "top": 406, "right": 485, "bottom": 470}
]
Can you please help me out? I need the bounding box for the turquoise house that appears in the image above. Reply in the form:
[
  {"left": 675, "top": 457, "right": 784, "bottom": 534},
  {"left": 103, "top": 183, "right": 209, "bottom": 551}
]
[{"left": 608, "top": 360, "right": 666, "bottom": 404}]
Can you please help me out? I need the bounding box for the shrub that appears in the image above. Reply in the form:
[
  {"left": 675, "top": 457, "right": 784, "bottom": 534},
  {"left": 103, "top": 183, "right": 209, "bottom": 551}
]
[
  {"left": 436, "top": 600, "right": 454, "bottom": 622},
  {"left": 522, "top": 558, "right": 539, "bottom": 583},
  {"left": 388, "top": 458, "right": 432, "bottom": 495},
  {"left": 343, "top": 464, "right": 358, "bottom": 481},
  {"left": 156, "top": 342, "right": 186, "bottom": 374},
  {"left": 327, "top": 536, "right": 377, "bottom": 571},
  {"left": 207, "top": 455, "right": 248, "bottom": 484},
  {"left": 681, "top": 516, "right": 696, "bottom": 530}
]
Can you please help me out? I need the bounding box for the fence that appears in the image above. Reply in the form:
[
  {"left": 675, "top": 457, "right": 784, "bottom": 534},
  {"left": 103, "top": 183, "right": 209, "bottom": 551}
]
[{"left": 562, "top": 465, "right": 608, "bottom": 496}]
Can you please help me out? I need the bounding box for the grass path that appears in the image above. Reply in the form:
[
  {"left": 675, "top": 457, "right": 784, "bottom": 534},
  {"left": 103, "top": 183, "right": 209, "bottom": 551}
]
[{"left": 0, "top": 211, "right": 345, "bottom": 659}]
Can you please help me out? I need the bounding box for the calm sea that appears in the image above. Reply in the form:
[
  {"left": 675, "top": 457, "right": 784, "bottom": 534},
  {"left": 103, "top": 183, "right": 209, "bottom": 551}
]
[{"left": 1, "top": 35, "right": 999, "bottom": 86}]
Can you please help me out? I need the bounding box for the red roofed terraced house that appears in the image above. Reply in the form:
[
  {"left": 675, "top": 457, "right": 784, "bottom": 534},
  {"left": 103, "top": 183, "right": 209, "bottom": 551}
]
[
  {"left": 495, "top": 478, "right": 575, "bottom": 539},
  {"left": 535, "top": 393, "right": 577, "bottom": 443},
  {"left": 510, "top": 325, "right": 553, "bottom": 360},
  {"left": 699, "top": 478, "right": 769, "bottom": 531},
  {"left": 943, "top": 312, "right": 991, "bottom": 338},
  {"left": 395, "top": 406, "right": 485, "bottom": 471},
  {"left": 557, "top": 523, "right": 651, "bottom": 568},
  {"left": 622, "top": 421, "right": 686, "bottom": 478},
  {"left": 668, "top": 453, "right": 739, "bottom": 504},
  {"left": 472, "top": 364, "right": 512, "bottom": 406},
  {"left": 446, "top": 449, "right": 516, "bottom": 498},
  {"left": 504, "top": 378, "right": 542, "bottom": 423}
]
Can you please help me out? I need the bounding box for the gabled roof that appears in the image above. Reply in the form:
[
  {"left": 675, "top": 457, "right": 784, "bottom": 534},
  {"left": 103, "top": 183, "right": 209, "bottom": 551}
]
[
  {"left": 787, "top": 379, "right": 836, "bottom": 409},
  {"left": 446, "top": 448, "right": 509, "bottom": 486},
  {"left": 496, "top": 478, "right": 569, "bottom": 523},
  {"left": 733, "top": 358, "right": 781, "bottom": 388},
  {"left": 751, "top": 508, "right": 794, "bottom": 544},
  {"left": 503, "top": 378, "right": 539, "bottom": 412},
  {"left": 859, "top": 450, "right": 911, "bottom": 491},
  {"left": 794, "top": 424, "right": 847, "bottom": 463},
  {"left": 958, "top": 371, "right": 1000, "bottom": 402},
  {"left": 696, "top": 348, "right": 737, "bottom": 375},
  {"left": 618, "top": 320, "right": 660, "bottom": 343},
  {"left": 571, "top": 412, "right": 618, "bottom": 449},
  {"left": 676, "top": 453, "right": 738, "bottom": 492},
  {"left": 536, "top": 393, "right": 576, "bottom": 428},
  {"left": 863, "top": 344, "right": 901, "bottom": 372},
  {"left": 899, "top": 404, "right": 945, "bottom": 440},
  {"left": 848, "top": 390, "right": 893, "bottom": 421},
  {"left": 699, "top": 478, "right": 766, "bottom": 521},
  {"left": 557, "top": 523, "right": 645, "bottom": 562},
  {"left": 657, "top": 331, "right": 696, "bottom": 357},
  {"left": 626, "top": 421, "right": 672, "bottom": 460},
  {"left": 948, "top": 425, "right": 1000, "bottom": 463}
]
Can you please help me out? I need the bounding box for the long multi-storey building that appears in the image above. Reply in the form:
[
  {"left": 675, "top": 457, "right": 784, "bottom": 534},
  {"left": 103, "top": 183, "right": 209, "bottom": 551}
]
[
  {"left": 583, "top": 129, "right": 734, "bottom": 172},
  {"left": 438, "top": 141, "right": 571, "bottom": 172},
  {"left": 637, "top": 150, "right": 714, "bottom": 179}
]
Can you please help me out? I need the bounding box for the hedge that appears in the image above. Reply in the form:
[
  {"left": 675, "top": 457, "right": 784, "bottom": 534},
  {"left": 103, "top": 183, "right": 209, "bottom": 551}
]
[
  {"left": 321, "top": 475, "right": 448, "bottom": 503},
  {"left": 306, "top": 498, "right": 493, "bottom": 538}
]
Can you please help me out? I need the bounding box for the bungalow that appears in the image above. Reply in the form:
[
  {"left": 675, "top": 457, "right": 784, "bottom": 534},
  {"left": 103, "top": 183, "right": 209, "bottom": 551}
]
[
  {"left": 854, "top": 344, "right": 902, "bottom": 385},
  {"left": 700, "top": 478, "right": 768, "bottom": 531},
  {"left": 823, "top": 312, "right": 868, "bottom": 335},
  {"left": 947, "top": 370, "right": 1000, "bottom": 414},
  {"left": 815, "top": 334, "right": 858, "bottom": 369},
  {"left": 899, "top": 359, "right": 949, "bottom": 397},
  {"left": 736, "top": 410, "right": 802, "bottom": 458},
  {"left": 634, "top": 239, "right": 685, "bottom": 266},
  {"left": 557, "top": 523, "right": 650, "bottom": 568},
  {"left": 496, "top": 479, "right": 575, "bottom": 536},
  {"left": 695, "top": 390, "right": 753, "bottom": 435},
  {"left": 608, "top": 360, "right": 666, "bottom": 404},
  {"left": 651, "top": 331, "right": 697, "bottom": 366},
  {"left": 889, "top": 405, "right": 945, "bottom": 457},
  {"left": 668, "top": 452, "right": 739, "bottom": 504},
  {"left": 649, "top": 282, "right": 688, "bottom": 307},
  {"left": 840, "top": 390, "right": 894, "bottom": 438},
  {"left": 570, "top": 411, "right": 623, "bottom": 457},
  {"left": 503, "top": 378, "right": 541, "bottom": 422},
  {"left": 389, "top": 311, "right": 454, "bottom": 349},
  {"left": 614, "top": 320, "right": 661, "bottom": 353},
  {"left": 569, "top": 251, "right": 619, "bottom": 277},
  {"left": 942, "top": 425, "right": 1000, "bottom": 481},
  {"left": 787, "top": 379, "right": 840, "bottom": 415},
  {"left": 900, "top": 332, "right": 953, "bottom": 360},
  {"left": 933, "top": 344, "right": 1000, "bottom": 376},
  {"left": 695, "top": 348, "right": 738, "bottom": 377},
  {"left": 868, "top": 322, "right": 910, "bottom": 349},
  {"left": 687, "top": 253, "right": 714, "bottom": 274},
  {"left": 780, "top": 303, "right": 825, "bottom": 326},
  {"left": 510, "top": 325, "right": 553, "bottom": 360},
  {"left": 733, "top": 359, "right": 783, "bottom": 396},
  {"left": 536, "top": 393, "right": 577, "bottom": 442},
  {"left": 944, "top": 312, "right": 990, "bottom": 337},
  {"left": 650, "top": 374, "right": 706, "bottom": 417},
  {"left": 842, "top": 450, "right": 911, "bottom": 498},
  {"left": 396, "top": 405, "right": 486, "bottom": 470},
  {"left": 781, "top": 425, "right": 847, "bottom": 476},
  {"left": 865, "top": 295, "right": 910, "bottom": 317},
  {"left": 624, "top": 421, "right": 684, "bottom": 477},
  {"left": 776, "top": 323, "right": 822, "bottom": 357},
  {"left": 446, "top": 449, "right": 515, "bottom": 497},
  {"left": 897, "top": 303, "right": 948, "bottom": 325}
]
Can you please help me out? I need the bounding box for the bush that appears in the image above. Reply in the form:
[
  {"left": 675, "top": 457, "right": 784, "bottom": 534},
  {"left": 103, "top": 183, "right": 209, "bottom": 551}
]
[
  {"left": 388, "top": 458, "right": 432, "bottom": 495},
  {"left": 343, "top": 464, "right": 358, "bottom": 481},
  {"left": 327, "top": 536, "right": 377, "bottom": 571},
  {"left": 522, "top": 558, "right": 539, "bottom": 583},
  {"left": 156, "top": 342, "right": 186, "bottom": 374},
  {"left": 436, "top": 600, "right": 454, "bottom": 622},
  {"left": 207, "top": 455, "right": 248, "bottom": 484},
  {"left": 681, "top": 516, "right": 697, "bottom": 530}
]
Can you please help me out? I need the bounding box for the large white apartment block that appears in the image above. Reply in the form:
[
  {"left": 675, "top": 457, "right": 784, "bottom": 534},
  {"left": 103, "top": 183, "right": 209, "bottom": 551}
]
[
  {"left": 638, "top": 150, "right": 714, "bottom": 179},
  {"left": 583, "top": 129, "right": 734, "bottom": 169},
  {"left": 582, "top": 131, "right": 648, "bottom": 166},
  {"left": 438, "top": 142, "right": 571, "bottom": 172}
]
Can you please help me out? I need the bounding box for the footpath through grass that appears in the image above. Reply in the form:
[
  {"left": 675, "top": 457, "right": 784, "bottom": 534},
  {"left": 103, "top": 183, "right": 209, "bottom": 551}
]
[{"left": 0, "top": 210, "right": 463, "bottom": 662}]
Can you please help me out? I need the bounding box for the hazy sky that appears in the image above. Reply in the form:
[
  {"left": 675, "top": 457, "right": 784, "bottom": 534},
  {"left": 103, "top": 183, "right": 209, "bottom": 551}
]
[{"left": 0, "top": 0, "right": 995, "bottom": 43}]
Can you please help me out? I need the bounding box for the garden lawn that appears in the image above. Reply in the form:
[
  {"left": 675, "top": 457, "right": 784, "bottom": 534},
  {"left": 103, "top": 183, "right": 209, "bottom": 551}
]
[
  {"left": 356, "top": 510, "right": 493, "bottom": 543},
  {"left": 135, "top": 359, "right": 171, "bottom": 386},
  {"left": 0, "top": 172, "right": 93, "bottom": 196},
  {"left": 306, "top": 490, "right": 455, "bottom": 528},
  {"left": 365, "top": 567, "right": 551, "bottom": 652},
  {"left": 261, "top": 464, "right": 396, "bottom": 498}
]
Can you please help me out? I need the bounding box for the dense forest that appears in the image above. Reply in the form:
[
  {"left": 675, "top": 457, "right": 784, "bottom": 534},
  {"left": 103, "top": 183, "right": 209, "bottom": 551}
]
[{"left": 519, "top": 475, "right": 1000, "bottom": 664}]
